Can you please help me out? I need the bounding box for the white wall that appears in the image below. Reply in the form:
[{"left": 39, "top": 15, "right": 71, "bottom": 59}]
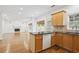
[
  {"left": 0, "top": 13, "right": 3, "bottom": 39},
  {"left": 2, "top": 20, "right": 27, "bottom": 33},
  {"left": 0, "top": 15, "right": 2, "bottom": 33}
]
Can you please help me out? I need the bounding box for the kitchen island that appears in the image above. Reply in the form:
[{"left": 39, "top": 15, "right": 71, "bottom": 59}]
[{"left": 29, "top": 32, "right": 52, "bottom": 53}]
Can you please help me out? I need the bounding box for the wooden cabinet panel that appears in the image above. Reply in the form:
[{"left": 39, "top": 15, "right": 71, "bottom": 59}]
[
  {"left": 51, "top": 36, "right": 57, "bottom": 46},
  {"left": 63, "top": 34, "right": 73, "bottom": 51},
  {"left": 73, "top": 35, "right": 79, "bottom": 52},
  {"left": 35, "top": 35, "right": 43, "bottom": 52},
  {"left": 52, "top": 14, "right": 58, "bottom": 25},
  {"left": 51, "top": 33, "right": 63, "bottom": 47},
  {"left": 57, "top": 12, "right": 64, "bottom": 25},
  {"left": 56, "top": 33, "right": 63, "bottom": 47},
  {"left": 52, "top": 11, "right": 65, "bottom": 26},
  {"left": 30, "top": 34, "right": 43, "bottom": 52}
]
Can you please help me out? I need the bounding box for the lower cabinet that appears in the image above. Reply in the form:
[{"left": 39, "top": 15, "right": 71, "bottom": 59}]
[
  {"left": 30, "top": 32, "right": 79, "bottom": 53},
  {"left": 51, "top": 32, "right": 73, "bottom": 51},
  {"left": 73, "top": 35, "right": 79, "bottom": 52},
  {"left": 35, "top": 35, "right": 43, "bottom": 52},
  {"left": 51, "top": 32, "right": 79, "bottom": 52},
  {"left": 56, "top": 33, "right": 63, "bottom": 47},
  {"left": 51, "top": 35, "right": 57, "bottom": 46},
  {"left": 30, "top": 34, "right": 51, "bottom": 52},
  {"left": 30, "top": 34, "right": 43, "bottom": 52},
  {"left": 63, "top": 34, "right": 73, "bottom": 51},
  {"left": 51, "top": 32, "right": 63, "bottom": 47}
]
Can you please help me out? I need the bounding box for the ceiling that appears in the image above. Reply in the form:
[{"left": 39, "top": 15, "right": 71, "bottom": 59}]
[{"left": 0, "top": 5, "right": 67, "bottom": 22}]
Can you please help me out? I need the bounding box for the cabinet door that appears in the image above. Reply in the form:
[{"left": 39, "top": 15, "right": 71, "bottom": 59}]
[
  {"left": 51, "top": 33, "right": 58, "bottom": 46},
  {"left": 52, "top": 11, "right": 64, "bottom": 26},
  {"left": 35, "top": 35, "right": 43, "bottom": 52},
  {"left": 51, "top": 33, "right": 63, "bottom": 47},
  {"left": 51, "top": 36, "right": 57, "bottom": 46},
  {"left": 56, "top": 33, "right": 63, "bottom": 47},
  {"left": 52, "top": 14, "right": 58, "bottom": 25},
  {"left": 63, "top": 34, "right": 72, "bottom": 51},
  {"left": 57, "top": 12, "right": 64, "bottom": 25},
  {"left": 73, "top": 35, "right": 79, "bottom": 52}
]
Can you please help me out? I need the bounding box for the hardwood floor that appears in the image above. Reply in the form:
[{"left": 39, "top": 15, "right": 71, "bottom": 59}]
[
  {"left": 0, "top": 33, "right": 31, "bottom": 53},
  {"left": 0, "top": 40, "right": 6, "bottom": 53}
]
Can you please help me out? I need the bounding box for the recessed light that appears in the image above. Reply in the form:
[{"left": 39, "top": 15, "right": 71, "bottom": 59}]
[
  {"left": 3, "top": 13, "right": 7, "bottom": 17},
  {"left": 20, "top": 8, "right": 23, "bottom": 11},
  {"left": 18, "top": 12, "right": 22, "bottom": 15}
]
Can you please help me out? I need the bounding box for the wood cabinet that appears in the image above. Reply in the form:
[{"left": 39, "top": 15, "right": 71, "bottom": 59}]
[
  {"left": 51, "top": 33, "right": 57, "bottom": 46},
  {"left": 30, "top": 34, "right": 43, "bottom": 52},
  {"left": 51, "top": 32, "right": 63, "bottom": 47},
  {"left": 52, "top": 11, "right": 65, "bottom": 26},
  {"left": 51, "top": 32, "right": 73, "bottom": 51},
  {"left": 56, "top": 33, "right": 63, "bottom": 47},
  {"left": 51, "top": 32, "right": 79, "bottom": 52},
  {"left": 73, "top": 35, "right": 79, "bottom": 52},
  {"left": 63, "top": 34, "right": 73, "bottom": 51},
  {"left": 35, "top": 34, "right": 43, "bottom": 52}
]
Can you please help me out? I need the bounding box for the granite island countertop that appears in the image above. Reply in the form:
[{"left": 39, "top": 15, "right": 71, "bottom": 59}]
[{"left": 30, "top": 32, "right": 53, "bottom": 35}]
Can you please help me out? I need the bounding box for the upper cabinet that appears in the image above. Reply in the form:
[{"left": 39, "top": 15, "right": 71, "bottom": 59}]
[{"left": 51, "top": 11, "right": 66, "bottom": 26}]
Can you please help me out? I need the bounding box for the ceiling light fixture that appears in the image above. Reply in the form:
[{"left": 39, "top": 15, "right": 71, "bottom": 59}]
[
  {"left": 18, "top": 12, "right": 22, "bottom": 15},
  {"left": 20, "top": 7, "right": 23, "bottom": 11}
]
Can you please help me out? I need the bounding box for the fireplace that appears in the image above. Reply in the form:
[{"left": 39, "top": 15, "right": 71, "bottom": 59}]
[{"left": 14, "top": 28, "right": 20, "bottom": 32}]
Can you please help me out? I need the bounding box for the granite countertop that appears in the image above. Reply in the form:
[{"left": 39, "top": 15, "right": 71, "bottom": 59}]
[
  {"left": 30, "top": 30, "right": 79, "bottom": 35},
  {"left": 63, "top": 32, "right": 79, "bottom": 35},
  {"left": 54, "top": 30, "right": 79, "bottom": 35},
  {"left": 30, "top": 32, "right": 53, "bottom": 35}
]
